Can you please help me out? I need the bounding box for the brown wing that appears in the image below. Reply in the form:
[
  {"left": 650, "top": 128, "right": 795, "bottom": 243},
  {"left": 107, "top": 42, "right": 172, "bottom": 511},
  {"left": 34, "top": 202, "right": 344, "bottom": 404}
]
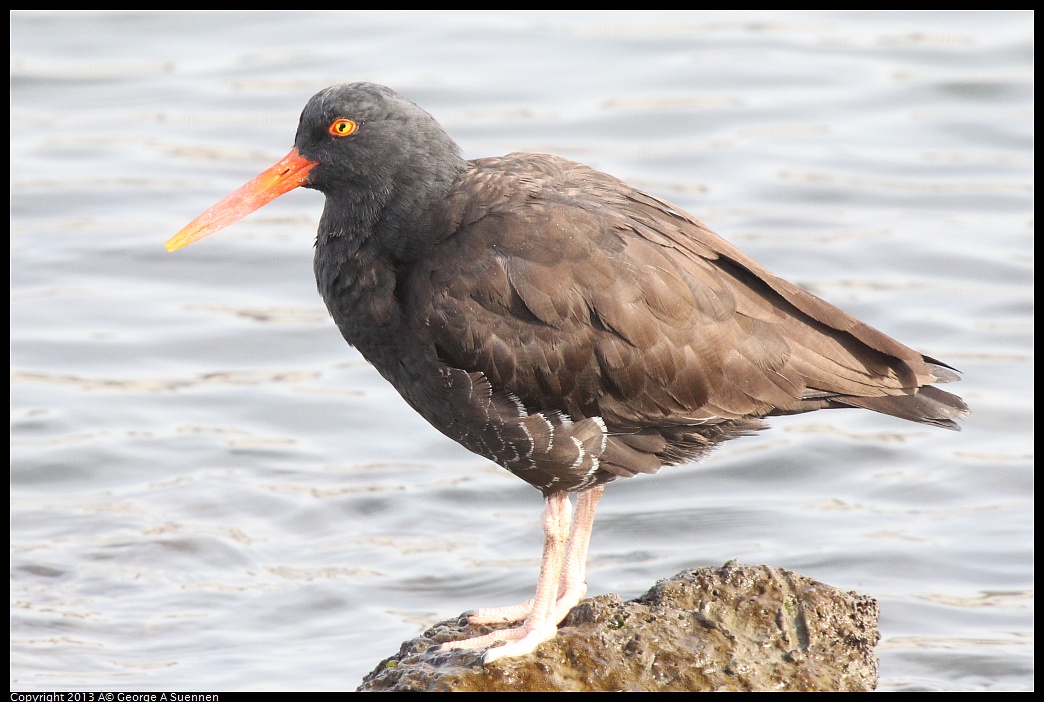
[{"left": 403, "top": 154, "right": 967, "bottom": 489}]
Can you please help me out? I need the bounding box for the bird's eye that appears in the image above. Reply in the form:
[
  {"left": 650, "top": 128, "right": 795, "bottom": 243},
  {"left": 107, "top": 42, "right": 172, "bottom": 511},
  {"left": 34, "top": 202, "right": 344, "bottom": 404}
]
[{"left": 328, "top": 119, "right": 358, "bottom": 137}]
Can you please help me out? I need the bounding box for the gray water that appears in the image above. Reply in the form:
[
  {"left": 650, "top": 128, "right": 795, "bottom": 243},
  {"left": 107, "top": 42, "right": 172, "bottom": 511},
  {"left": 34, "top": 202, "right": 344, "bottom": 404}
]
[{"left": 10, "top": 10, "right": 1033, "bottom": 691}]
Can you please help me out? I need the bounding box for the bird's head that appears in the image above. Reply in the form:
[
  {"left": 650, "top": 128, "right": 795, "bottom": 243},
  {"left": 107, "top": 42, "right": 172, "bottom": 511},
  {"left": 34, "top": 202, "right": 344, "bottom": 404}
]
[{"left": 166, "top": 82, "right": 463, "bottom": 253}]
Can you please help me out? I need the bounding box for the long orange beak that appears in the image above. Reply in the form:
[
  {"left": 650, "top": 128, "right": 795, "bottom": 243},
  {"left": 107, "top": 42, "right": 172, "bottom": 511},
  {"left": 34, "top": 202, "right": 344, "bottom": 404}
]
[{"left": 165, "top": 148, "right": 318, "bottom": 252}]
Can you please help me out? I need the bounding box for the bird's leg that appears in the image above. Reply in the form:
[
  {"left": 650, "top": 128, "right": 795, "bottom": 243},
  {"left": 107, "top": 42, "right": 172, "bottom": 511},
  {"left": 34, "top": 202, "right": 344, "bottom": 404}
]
[
  {"left": 550, "top": 484, "right": 603, "bottom": 622},
  {"left": 441, "top": 491, "right": 572, "bottom": 659},
  {"left": 465, "top": 485, "right": 604, "bottom": 626},
  {"left": 441, "top": 487, "right": 605, "bottom": 661}
]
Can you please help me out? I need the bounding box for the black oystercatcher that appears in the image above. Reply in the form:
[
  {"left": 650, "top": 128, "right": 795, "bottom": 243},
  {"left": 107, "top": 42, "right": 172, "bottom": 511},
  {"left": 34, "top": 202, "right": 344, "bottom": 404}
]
[{"left": 167, "top": 82, "right": 968, "bottom": 662}]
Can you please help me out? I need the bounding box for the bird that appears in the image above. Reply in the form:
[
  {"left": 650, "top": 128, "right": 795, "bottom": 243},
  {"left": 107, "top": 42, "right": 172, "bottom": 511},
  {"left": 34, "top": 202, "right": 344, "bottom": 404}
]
[{"left": 166, "top": 82, "right": 968, "bottom": 663}]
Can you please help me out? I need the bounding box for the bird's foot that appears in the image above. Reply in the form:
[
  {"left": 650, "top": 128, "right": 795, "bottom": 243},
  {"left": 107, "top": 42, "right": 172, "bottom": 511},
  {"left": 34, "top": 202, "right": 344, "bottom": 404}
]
[
  {"left": 482, "top": 620, "right": 560, "bottom": 663},
  {"left": 464, "top": 599, "right": 533, "bottom": 625},
  {"left": 441, "top": 582, "right": 588, "bottom": 661},
  {"left": 466, "top": 580, "right": 587, "bottom": 626},
  {"left": 439, "top": 617, "right": 559, "bottom": 663}
]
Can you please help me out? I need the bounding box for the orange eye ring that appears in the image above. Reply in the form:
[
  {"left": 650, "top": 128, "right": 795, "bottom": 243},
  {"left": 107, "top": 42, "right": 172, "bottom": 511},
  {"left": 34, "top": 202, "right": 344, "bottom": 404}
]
[{"left": 328, "top": 118, "right": 358, "bottom": 137}]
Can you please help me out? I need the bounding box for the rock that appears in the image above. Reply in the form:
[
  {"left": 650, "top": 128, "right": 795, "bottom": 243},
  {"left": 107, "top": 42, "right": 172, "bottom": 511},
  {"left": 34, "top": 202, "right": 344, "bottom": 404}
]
[{"left": 357, "top": 562, "right": 880, "bottom": 692}]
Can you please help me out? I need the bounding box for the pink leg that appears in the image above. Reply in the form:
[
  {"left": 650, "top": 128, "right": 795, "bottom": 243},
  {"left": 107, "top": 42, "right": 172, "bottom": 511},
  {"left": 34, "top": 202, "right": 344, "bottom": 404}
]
[
  {"left": 441, "top": 491, "right": 570, "bottom": 659},
  {"left": 468, "top": 486, "right": 604, "bottom": 626},
  {"left": 442, "top": 486, "right": 604, "bottom": 662},
  {"left": 550, "top": 485, "right": 603, "bottom": 622}
]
